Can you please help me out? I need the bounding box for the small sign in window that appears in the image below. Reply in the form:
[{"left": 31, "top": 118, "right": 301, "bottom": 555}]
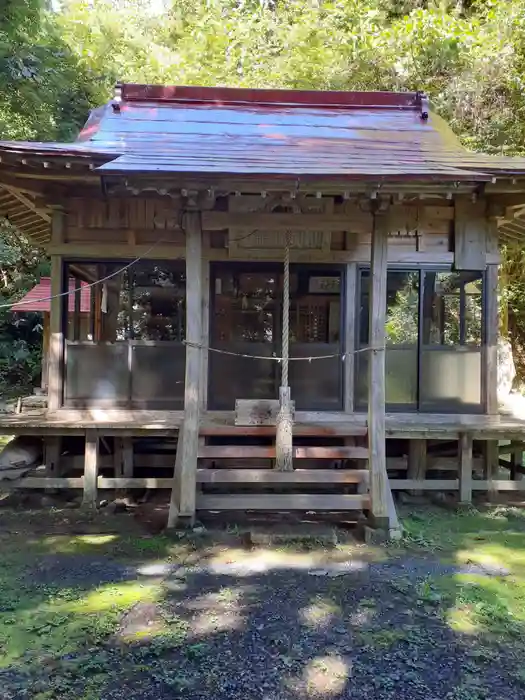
[{"left": 308, "top": 276, "right": 341, "bottom": 294}]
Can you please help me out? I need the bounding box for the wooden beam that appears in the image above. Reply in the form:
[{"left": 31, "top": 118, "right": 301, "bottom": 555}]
[
  {"left": 407, "top": 439, "right": 427, "bottom": 495},
  {"left": 390, "top": 479, "right": 459, "bottom": 490},
  {"left": 484, "top": 440, "right": 499, "bottom": 500},
  {"left": 473, "top": 480, "right": 525, "bottom": 491},
  {"left": 46, "top": 242, "right": 499, "bottom": 266},
  {"left": 368, "top": 210, "right": 391, "bottom": 529},
  {"left": 122, "top": 436, "right": 133, "bottom": 477},
  {"left": 47, "top": 214, "right": 64, "bottom": 411},
  {"left": 454, "top": 199, "right": 487, "bottom": 270},
  {"left": 485, "top": 263, "right": 499, "bottom": 414},
  {"left": 43, "top": 436, "right": 61, "bottom": 476},
  {"left": 1, "top": 184, "right": 51, "bottom": 222},
  {"left": 82, "top": 430, "right": 99, "bottom": 509},
  {"left": 204, "top": 211, "right": 363, "bottom": 231},
  {"left": 51, "top": 243, "right": 187, "bottom": 258},
  {"left": 510, "top": 444, "right": 523, "bottom": 481},
  {"left": 459, "top": 432, "right": 473, "bottom": 504},
  {"left": 344, "top": 263, "right": 357, "bottom": 412},
  {"left": 197, "top": 445, "right": 369, "bottom": 459},
  {"left": 196, "top": 493, "right": 370, "bottom": 511},
  {"left": 197, "top": 469, "right": 368, "bottom": 484},
  {"left": 168, "top": 211, "right": 202, "bottom": 526}
]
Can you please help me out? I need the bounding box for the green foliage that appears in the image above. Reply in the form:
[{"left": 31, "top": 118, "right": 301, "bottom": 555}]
[{"left": 3, "top": 0, "right": 525, "bottom": 387}]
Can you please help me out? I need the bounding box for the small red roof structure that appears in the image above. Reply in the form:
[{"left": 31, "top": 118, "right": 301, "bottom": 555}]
[{"left": 11, "top": 278, "right": 91, "bottom": 313}]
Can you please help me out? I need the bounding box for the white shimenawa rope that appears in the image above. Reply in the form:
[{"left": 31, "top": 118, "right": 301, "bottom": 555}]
[{"left": 281, "top": 231, "right": 290, "bottom": 390}]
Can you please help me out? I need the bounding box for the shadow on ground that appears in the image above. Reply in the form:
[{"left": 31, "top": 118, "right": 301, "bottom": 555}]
[{"left": 0, "top": 505, "right": 525, "bottom": 699}]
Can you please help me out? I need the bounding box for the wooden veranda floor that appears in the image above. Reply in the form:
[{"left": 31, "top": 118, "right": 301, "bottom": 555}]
[{"left": 1, "top": 407, "right": 525, "bottom": 440}]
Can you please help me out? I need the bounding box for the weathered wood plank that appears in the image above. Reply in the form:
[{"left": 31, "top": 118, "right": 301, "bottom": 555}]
[
  {"left": 459, "top": 432, "right": 473, "bottom": 504},
  {"left": 510, "top": 445, "right": 523, "bottom": 481},
  {"left": 200, "top": 424, "right": 368, "bottom": 437},
  {"left": 168, "top": 211, "right": 202, "bottom": 526},
  {"left": 82, "top": 430, "right": 99, "bottom": 509},
  {"left": 113, "top": 437, "right": 123, "bottom": 477},
  {"left": 43, "top": 436, "right": 61, "bottom": 476},
  {"left": 484, "top": 440, "right": 499, "bottom": 500},
  {"left": 198, "top": 446, "right": 369, "bottom": 459},
  {"left": 344, "top": 263, "right": 357, "bottom": 413},
  {"left": 390, "top": 479, "right": 459, "bottom": 490},
  {"left": 454, "top": 199, "right": 487, "bottom": 270},
  {"left": 122, "top": 437, "right": 133, "bottom": 478},
  {"left": 407, "top": 439, "right": 427, "bottom": 495},
  {"left": 47, "top": 242, "right": 500, "bottom": 266},
  {"left": 196, "top": 493, "right": 370, "bottom": 510},
  {"left": 197, "top": 469, "right": 368, "bottom": 484},
  {"left": 368, "top": 211, "right": 390, "bottom": 528},
  {"left": 472, "top": 480, "right": 525, "bottom": 491}
]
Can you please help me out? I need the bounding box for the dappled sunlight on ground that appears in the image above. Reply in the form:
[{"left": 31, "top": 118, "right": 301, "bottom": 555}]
[
  {"left": 1, "top": 507, "right": 525, "bottom": 697},
  {"left": 301, "top": 654, "right": 351, "bottom": 696},
  {"left": 299, "top": 597, "right": 341, "bottom": 630}
]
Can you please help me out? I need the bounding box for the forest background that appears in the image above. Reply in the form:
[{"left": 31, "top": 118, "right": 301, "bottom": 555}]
[{"left": 2, "top": 0, "right": 525, "bottom": 393}]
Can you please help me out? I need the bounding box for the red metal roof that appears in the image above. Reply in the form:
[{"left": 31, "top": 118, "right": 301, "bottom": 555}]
[
  {"left": 11, "top": 278, "right": 91, "bottom": 313},
  {"left": 2, "top": 84, "right": 525, "bottom": 180}
]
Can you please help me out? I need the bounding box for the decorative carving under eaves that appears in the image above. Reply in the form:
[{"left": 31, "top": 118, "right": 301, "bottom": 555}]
[{"left": 228, "top": 194, "right": 334, "bottom": 252}]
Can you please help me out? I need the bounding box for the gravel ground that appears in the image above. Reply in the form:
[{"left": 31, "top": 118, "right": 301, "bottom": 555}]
[{"left": 1, "top": 548, "right": 523, "bottom": 700}]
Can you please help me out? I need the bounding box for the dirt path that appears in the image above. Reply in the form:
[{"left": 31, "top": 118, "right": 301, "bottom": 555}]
[{"left": 1, "top": 533, "right": 524, "bottom": 700}]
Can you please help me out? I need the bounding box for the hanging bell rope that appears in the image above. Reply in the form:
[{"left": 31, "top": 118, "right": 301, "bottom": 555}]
[{"left": 275, "top": 230, "right": 293, "bottom": 472}]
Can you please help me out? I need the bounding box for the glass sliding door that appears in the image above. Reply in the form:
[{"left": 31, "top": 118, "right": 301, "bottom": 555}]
[
  {"left": 63, "top": 260, "right": 186, "bottom": 409},
  {"left": 355, "top": 267, "right": 484, "bottom": 413},
  {"left": 419, "top": 270, "right": 483, "bottom": 411},
  {"left": 209, "top": 263, "right": 343, "bottom": 410},
  {"left": 356, "top": 269, "right": 419, "bottom": 410}
]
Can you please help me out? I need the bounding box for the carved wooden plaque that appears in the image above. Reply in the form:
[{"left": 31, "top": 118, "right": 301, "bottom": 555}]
[{"left": 228, "top": 195, "right": 334, "bottom": 253}]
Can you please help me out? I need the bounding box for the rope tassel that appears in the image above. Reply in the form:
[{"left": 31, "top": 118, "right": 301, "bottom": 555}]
[{"left": 275, "top": 231, "right": 293, "bottom": 472}]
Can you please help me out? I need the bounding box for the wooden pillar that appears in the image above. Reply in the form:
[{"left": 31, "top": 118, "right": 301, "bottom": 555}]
[
  {"left": 344, "top": 263, "right": 357, "bottom": 413},
  {"left": 407, "top": 439, "right": 427, "bottom": 495},
  {"left": 368, "top": 210, "right": 392, "bottom": 530},
  {"left": 485, "top": 263, "right": 499, "bottom": 415},
  {"left": 484, "top": 440, "right": 499, "bottom": 501},
  {"left": 44, "top": 436, "right": 61, "bottom": 476},
  {"left": 114, "top": 437, "right": 123, "bottom": 477},
  {"left": 41, "top": 313, "right": 50, "bottom": 391},
  {"left": 168, "top": 211, "right": 202, "bottom": 527},
  {"left": 459, "top": 432, "right": 473, "bottom": 504},
  {"left": 47, "top": 212, "right": 65, "bottom": 411},
  {"left": 510, "top": 443, "right": 523, "bottom": 481},
  {"left": 82, "top": 430, "right": 99, "bottom": 509}
]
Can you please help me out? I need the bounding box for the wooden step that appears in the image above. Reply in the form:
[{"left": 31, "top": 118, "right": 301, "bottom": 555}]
[
  {"left": 198, "top": 446, "right": 369, "bottom": 459},
  {"left": 200, "top": 424, "right": 368, "bottom": 437},
  {"left": 197, "top": 468, "right": 369, "bottom": 484},
  {"left": 196, "top": 493, "right": 370, "bottom": 511}
]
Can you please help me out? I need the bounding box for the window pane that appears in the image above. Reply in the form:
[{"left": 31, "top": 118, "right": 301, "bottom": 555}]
[
  {"left": 386, "top": 271, "right": 419, "bottom": 345},
  {"left": 422, "top": 271, "right": 483, "bottom": 347},
  {"left": 357, "top": 269, "right": 418, "bottom": 408},
  {"left": 464, "top": 275, "right": 483, "bottom": 344},
  {"left": 64, "top": 263, "right": 130, "bottom": 342},
  {"left": 420, "top": 349, "right": 482, "bottom": 409},
  {"left": 131, "top": 262, "right": 185, "bottom": 341}
]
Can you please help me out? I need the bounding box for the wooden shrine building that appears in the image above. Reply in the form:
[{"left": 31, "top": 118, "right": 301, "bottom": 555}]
[{"left": 2, "top": 84, "right": 525, "bottom": 534}]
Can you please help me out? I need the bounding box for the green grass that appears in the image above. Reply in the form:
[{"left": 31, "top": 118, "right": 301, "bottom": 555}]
[
  {"left": 0, "top": 526, "right": 202, "bottom": 699},
  {"left": 401, "top": 506, "right": 525, "bottom": 643}
]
